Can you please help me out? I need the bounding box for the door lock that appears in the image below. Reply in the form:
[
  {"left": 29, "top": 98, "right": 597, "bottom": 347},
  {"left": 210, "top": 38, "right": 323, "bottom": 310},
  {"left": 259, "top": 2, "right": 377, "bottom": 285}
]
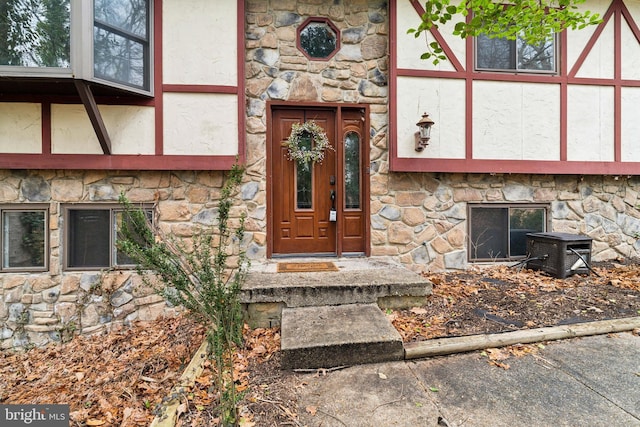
[{"left": 329, "top": 190, "right": 337, "bottom": 222}]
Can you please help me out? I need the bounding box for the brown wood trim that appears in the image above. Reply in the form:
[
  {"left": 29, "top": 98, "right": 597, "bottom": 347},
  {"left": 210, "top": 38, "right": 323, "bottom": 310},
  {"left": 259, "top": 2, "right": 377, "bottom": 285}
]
[
  {"left": 42, "top": 103, "right": 51, "bottom": 155},
  {"left": 266, "top": 104, "right": 274, "bottom": 258},
  {"left": 560, "top": 30, "right": 568, "bottom": 161},
  {"left": 615, "top": 4, "right": 622, "bottom": 162},
  {"left": 465, "top": 19, "right": 473, "bottom": 160},
  {"left": 162, "top": 84, "right": 239, "bottom": 94},
  {"left": 73, "top": 80, "right": 112, "bottom": 155},
  {"left": 389, "top": 0, "right": 399, "bottom": 170},
  {"left": 391, "top": 157, "right": 640, "bottom": 175},
  {"left": 0, "top": 154, "right": 238, "bottom": 170},
  {"left": 154, "top": 0, "right": 163, "bottom": 156},
  {"left": 335, "top": 107, "right": 344, "bottom": 256},
  {"left": 362, "top": 105, "right": 371, "bottom": 257},
  {"left": 237, "top": 0, "right": 246, "bottom": 164}
]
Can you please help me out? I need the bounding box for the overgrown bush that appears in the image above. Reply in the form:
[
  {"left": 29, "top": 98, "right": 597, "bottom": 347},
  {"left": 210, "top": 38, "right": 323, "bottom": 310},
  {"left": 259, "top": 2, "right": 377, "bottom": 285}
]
[{"left": 117, "top": 164, "right": 249, "bottom": 426}]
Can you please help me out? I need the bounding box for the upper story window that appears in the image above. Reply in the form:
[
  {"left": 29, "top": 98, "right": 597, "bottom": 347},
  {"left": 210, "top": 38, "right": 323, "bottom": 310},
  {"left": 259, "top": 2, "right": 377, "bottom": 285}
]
[
  {"left": 0, "top": 0, "right": 152, "bottom": 95},
  {"left": 1, "top": 206, "right": 48, "bottom": 272},
  {"left": 476, "top": 33, "right": 556, "bottom": 74}
]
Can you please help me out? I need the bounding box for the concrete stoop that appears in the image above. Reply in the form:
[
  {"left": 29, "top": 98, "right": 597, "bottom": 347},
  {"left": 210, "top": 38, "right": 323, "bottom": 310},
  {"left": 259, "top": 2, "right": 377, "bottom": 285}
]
[
  {"left": 241, "top": 257, "right": 432, "bottom": 370},
  {"left": 240, "top": 257, "right": 433, "bottom": 328},
  {"left": 280, "top": 303, "right": 404, "bottom": 370}
]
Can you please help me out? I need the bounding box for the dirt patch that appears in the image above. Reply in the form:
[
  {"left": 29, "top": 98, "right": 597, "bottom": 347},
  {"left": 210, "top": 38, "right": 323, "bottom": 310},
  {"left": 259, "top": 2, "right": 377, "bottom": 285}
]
[{"left": 390, "top": 261, "right": 640, "bottom": 342}]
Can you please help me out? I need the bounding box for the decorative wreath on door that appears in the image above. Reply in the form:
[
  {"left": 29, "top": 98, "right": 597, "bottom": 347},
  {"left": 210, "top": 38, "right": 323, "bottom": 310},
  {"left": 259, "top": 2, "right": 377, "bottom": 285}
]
[{"left": 283, "top": 120, "right": 334, "bottom": 164}]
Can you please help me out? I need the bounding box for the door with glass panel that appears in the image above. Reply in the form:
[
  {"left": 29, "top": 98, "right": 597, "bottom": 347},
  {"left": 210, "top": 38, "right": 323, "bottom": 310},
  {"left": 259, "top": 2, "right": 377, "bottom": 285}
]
[{"left": 271, "top": 107, "right": 367, "bottom": 255}]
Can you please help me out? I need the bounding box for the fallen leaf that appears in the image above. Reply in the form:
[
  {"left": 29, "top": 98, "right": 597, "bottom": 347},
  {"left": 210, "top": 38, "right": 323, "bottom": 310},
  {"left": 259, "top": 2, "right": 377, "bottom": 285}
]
[
  {"left": 378, "top": 372, "right": 388, "bottom": 380},
  {"left": 86, "top": 419, "right": 105, "bottom": 426},
  {"left": 239, "top": 418, "right": 256, "bottom": 427},
  {"left": 429, "top": 386, "right": 439, "bottom": 392},
  {"left": 306, "top": 405, "right": 318, "bottom": 416},
  {"left": 176, "top": 402, "right": 188, "bottom": 419},
  {"left": 489, "top": 360, "right": 510, "bottom": 370}
]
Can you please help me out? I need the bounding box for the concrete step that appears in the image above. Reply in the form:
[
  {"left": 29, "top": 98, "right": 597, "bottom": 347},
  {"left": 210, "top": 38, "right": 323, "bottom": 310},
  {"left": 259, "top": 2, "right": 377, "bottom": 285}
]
[
  {"left": 240, "top": 258, "right": 432, "bottom": 328},
  {"left": 281, "top": 303, "right": 404, "bottom": 370}
]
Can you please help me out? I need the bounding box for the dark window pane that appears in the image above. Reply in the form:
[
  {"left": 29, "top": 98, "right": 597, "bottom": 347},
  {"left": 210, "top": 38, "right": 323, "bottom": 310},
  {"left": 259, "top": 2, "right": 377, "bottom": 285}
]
[
  {"left": 296, "top": 133, "right": 313, "bottom": 209},
  {"left": 94, "top": 0, "right": 149, "bottom": 90},
  {"left": 300, "top": 22, "right": 337, "bottom": 59},
  {"left": 114, "top": 209, "right": 151, "bottom": 266},
  {"left": 470, "top": 207, "right": 509, "bottom": 260},
  {"left": 344, "top": 131, "right": 360, "bottom": 209},
  {"left": 94, "top": 27, "right": 146, "bottom": 88},
  {"left": 94, "top": 0, "right": 148, "bottom": 38},
  {"left": 509, "top": 208, "right": 545, "bottom": 256},
  {"left": 0, "top": 0, "right": 70, "bottom": 67},
  {"left": 477, "top": 33, "right": 556, "bottom": 72},
  {"left": 477, "top": 34, "right": 513, "bottom": 70},
  {"left": 2, "top": 211, "right": 46, "bottom": 268},
  {"left": 68, "top": 210, "right": 110, "bottom": 268},
  {"left": 517, "top": 37, "right": 555, "bottom": 71}
]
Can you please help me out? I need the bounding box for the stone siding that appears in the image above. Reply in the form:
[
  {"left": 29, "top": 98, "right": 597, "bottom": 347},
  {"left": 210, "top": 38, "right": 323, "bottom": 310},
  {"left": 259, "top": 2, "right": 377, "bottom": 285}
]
[
  {"left": 380, "top": 173, "right": 640, "bottom": 272},
  {"left": 0, "top": 170, "right": 250, "bottom": 349}
]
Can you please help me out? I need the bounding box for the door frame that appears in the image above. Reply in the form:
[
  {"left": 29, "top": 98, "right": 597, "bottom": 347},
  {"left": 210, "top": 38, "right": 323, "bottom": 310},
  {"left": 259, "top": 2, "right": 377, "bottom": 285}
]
[{"left": 266, "top": 101, "right": 371, "bottom": 258}]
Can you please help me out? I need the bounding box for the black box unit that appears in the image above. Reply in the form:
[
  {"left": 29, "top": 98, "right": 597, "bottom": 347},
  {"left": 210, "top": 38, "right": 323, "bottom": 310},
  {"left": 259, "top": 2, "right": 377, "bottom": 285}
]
[{"left": 526, "top": 232, "right": 593, "bottom": 279}]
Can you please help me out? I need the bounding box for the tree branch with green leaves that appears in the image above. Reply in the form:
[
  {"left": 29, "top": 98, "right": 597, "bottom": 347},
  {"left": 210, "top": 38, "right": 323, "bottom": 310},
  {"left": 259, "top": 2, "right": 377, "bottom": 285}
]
[{"left": 408, "top": 0, "right": 602, "bottom": 64}]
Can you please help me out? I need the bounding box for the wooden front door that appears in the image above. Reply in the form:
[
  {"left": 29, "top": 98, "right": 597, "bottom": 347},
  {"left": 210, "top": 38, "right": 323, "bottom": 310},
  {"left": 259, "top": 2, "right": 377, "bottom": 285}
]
[{"left": 270, "top": 106, "right": 368, "bottom": 256}]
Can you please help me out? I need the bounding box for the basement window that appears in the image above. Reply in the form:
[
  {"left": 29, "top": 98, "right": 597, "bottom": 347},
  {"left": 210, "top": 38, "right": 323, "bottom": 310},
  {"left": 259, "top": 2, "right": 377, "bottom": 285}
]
[
  {"left": 468, "top": 204, "right": 549, "bottom": 261},
  {"left": 64, "top": 205, "right": 152, "bottom": 270},
  {"left": 1, "top": 206, "right": 48, "bottom": 272}
]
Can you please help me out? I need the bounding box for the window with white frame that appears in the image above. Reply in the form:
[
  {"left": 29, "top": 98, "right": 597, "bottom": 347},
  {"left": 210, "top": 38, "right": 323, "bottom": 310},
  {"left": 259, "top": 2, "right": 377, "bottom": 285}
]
[
  {"left": 64, "top": 205, "right": 152, "bottom": 270},
  {"left": 468, "top": 204, "right": 549, "bottom": 261},
  {"left": 0, "top": 0, "right": 152, "bottom": 94},
  {"left": 1, "top": 207, "right": 48, "bottom": 271},
  {"left": 476, "top": 33, "right": 556, "bottom": 73}
]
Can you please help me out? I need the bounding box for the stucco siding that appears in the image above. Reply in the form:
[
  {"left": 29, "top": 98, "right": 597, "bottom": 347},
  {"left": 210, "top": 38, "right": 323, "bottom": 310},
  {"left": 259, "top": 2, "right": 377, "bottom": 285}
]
[
  {"left": 162, "top": 0, "right": 238, "bottom": 86},
  {"left": 396, "top": 76, "right": 465, "bottom": 158},
  {"left": 51, "top": 105, "right": 155, "bottom": 155},
  {"left": 163, "top": 93, "right": 238, "bottom": 156},
  {"left": 567, "top": 85, "right": 615, "bottom": 161},
  {"left": 621, "top": 86, "right": 640, "bottom": 161},
  {"left": 0, "top": 103, "right": 42, "bottom": 154},
  {"left": 472, "top": 81, "right": 560, "bottom": 160}
]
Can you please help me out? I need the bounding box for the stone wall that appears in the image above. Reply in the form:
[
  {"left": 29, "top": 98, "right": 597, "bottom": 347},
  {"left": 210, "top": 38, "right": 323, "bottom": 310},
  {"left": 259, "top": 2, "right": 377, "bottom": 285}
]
[
  {"left": 378, "top": 173, "right": 640, "bottom": 272},
  {"left": 0, "top": 169, "right": 253, "bottom": 349}
]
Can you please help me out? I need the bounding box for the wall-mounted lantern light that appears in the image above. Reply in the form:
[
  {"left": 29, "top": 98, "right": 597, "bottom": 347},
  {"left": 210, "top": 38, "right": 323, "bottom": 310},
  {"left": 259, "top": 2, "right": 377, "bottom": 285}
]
[{"left": 415, "top": 112, "right": 435, "bottom": 152}]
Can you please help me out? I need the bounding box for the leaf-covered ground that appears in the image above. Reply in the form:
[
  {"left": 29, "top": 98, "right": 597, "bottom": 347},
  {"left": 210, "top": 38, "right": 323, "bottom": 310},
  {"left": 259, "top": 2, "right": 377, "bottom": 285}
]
[
  {"left": 391, "top": 261, "right": 640, "bottom": 342},
  {"left": 2, "top": 261, "right": 639, "bottom": 426}
]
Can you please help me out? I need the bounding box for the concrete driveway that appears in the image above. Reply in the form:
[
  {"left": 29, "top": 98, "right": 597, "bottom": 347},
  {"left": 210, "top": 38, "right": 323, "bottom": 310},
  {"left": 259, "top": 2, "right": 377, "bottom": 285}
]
[{"left": 296, "top": 332, "right": 640, "bottom": 426}]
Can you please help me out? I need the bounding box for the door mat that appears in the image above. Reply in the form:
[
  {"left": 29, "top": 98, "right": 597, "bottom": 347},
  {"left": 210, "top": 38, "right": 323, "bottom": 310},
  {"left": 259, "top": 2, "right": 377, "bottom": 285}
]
[{"left": 277, "top": 261, "right": 339, "bottom": 273}]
